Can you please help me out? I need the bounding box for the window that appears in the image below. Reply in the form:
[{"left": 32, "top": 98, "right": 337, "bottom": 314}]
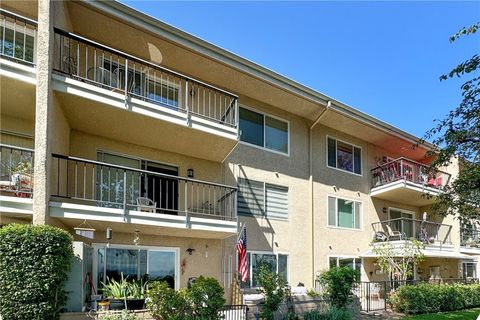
[
  {"left": 327, "top": 137, "right": 361, "bottom": 175},
  {"left": 95, "top": 245, "right": 178, "bottom": 291},
  {"left": 102, "top": 59, "right": 179, "bottom": 109},
  {"left": 463, "top": 262, "right": 477, "bottom": 279},
  {"left": 239, "top": 107, "right": 289, "bottom": 154},
  {"left": 328, "top": 196, "right": 361, "bottom": 229},
  {"left": 242, "top": 252, "right": 289, "bottom": 288},
  {"left": 329, "top": 257, "right": 361, "bottom": 272},
  {"left": 0, "top": 19, "right": 35, "bottom": 63},
  {"left": 237, "top": 177, "right": 288, "bottom": 219}
]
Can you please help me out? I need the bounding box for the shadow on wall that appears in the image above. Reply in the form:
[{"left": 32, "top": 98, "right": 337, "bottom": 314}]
[{"left": 233, "top": 165, "right": 275, "bottom": 252}]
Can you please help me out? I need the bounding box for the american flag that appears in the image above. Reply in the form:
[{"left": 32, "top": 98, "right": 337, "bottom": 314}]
[{"left": 236, "top": 226, "right": 248, "bottom": 282}]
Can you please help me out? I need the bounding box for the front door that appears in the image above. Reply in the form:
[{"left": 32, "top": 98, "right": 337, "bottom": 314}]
[{"left": 142, "top": 162, "right": 178, "bottom": 214}]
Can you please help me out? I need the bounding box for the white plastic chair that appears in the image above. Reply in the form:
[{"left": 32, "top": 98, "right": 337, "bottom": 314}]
[{"left": 136, "top": 197, "right": 156, "bottom": 213}]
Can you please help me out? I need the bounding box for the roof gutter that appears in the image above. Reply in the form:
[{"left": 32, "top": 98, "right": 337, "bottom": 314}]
[{"left": 309, "top": 101, "right": 331, "bottom": 286}]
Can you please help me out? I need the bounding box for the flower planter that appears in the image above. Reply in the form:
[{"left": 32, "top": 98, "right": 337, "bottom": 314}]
[
  {"left": 108, "top": 299, "right": 126, "bottom": 310},
  {"left": 126, "top": 298, "right": 145, "bottom": 310}
]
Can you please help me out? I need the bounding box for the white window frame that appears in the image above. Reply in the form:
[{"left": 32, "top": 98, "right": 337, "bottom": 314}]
[
  {"left": 327, "top": 194, "right": 363, "bottom": 231},
  {"left": 461, "top": 261, "right": 478, "bottom": 279},
  {"left": 245, "top": 250, "right": 290, "bottom": 288},
  {"left": 101, "top": 57, "right": 180, "bottom": 108},
  {"left": 239, "top": 105, "right": 290, "bottom": 156},
  {"left": 388, "top": 207, "right": 415, "bottom": 220},
  {"left": 326, "top": 135, "right": 363, "bottom": 176},
  {"left": 237, "top": 178, "right": 289, "bottom": 220},
  {"left": 328, "top": 255, "right": 362, "bottom": 271},
  {"left": 92, "top": 243, "right": 181, "bottom": 291}
]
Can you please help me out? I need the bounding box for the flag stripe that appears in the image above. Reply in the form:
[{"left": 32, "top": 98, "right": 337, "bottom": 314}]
[{"left": 236, "top": 227, "right": 248, "bottom": 282}]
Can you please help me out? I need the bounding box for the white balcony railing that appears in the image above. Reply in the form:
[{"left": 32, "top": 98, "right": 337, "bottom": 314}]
[{"left": 0, "top": 9, "right": 36, "bottom": 66}]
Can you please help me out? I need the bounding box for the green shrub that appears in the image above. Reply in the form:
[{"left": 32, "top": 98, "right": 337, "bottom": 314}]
[
  {"left": 390, "top": 282, "right": 480, "bottom": 314},
  {"left": 0, "top": 224, "right": 74, "bottom": 320},
  {"left": 101, "top": 310, "right": 140, "bottom": 320},
  {"left": 146, "top": 281, "right": 189, "bottom": 320},
  {"left": 146, "top": 276, "right": 225, "bottom": 320},
  {"left": 256, "top": 264, "right": 288, "bottom": 320},
  {"left": 303, "top": 307, "right": 352, "bottom": 320},
  {"left": 319, "top": 267, "right": 359, "bottom": 309},
  {"left": 187, "top": 276, "right": 225, "bottom": 319}
]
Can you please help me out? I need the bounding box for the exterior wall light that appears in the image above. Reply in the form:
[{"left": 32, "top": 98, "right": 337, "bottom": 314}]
[{"left": 187, "top": 169, "right": 194, "bottom": 178}]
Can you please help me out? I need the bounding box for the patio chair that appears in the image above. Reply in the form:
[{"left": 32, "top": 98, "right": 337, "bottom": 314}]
[
  {"left": 386, "top": 225, "right": 404, "bottom": 240},
  {"left": 370, "top": 283, "right": 381, "bottom": 300},
  {"left": 136, "top": 197, "right": 156, "bottom": 213}
]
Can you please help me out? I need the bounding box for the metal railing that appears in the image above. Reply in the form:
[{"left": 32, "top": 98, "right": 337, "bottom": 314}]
[
  {"left": 51, "top": 154, "right": 237, "bottom": 221},
  {"left": 0, "top": 9, "right": 36, "bottom": 65},
  {"left": 0, "top": 144, "right": 34, "bottom": 197},
  {"left": 371, "top": 218, "right": 452, "bottom": 244},
  {"left": 52, "top": 28, "right": 238, "bottom": 127},
  {"left": 371, "top": 157, "right": 451, "bottom": 190},
  {"left": 461, "top": 227, "right": 480, "bottom": 248},
  {"left": 355, "top": 279, "right": 479, "bottom": 312},
  {"left": 221, "top": 305, "right": 248, "bottom": 320}
]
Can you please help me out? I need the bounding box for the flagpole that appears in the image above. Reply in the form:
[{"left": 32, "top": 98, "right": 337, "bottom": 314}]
[{"left": 236, "top": 222, "right": 246, "bottom": 243}]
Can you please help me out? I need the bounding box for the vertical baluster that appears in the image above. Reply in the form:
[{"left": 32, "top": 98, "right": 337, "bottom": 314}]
[
  {"left": 12, "top": 17, "right": 16, "bottom": 58},
  {"left": 66, "top": 160, "right": 69, "bottom": 197},
  {"left": 185, "top": 79, "right": 189, "bottom": 115},
  {"left": 93, "top": 47, "right": 97, "bottom": 82},
  {"left": 74, "top": 160, "right": 78, "bottom": 198},
  {"left": 123, "top": 170, "right": 127, "bottom": 209},
  {"left": 83, "top": 162, "right": 86, "bottom": 199},
  {"left": 76, "top": 40, "right": 80, "bottom": 76}
]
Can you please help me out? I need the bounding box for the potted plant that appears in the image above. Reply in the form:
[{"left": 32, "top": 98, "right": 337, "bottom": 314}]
[
  {"left": 101, "top": 274, "right": 147, "bottom": 311},
  {"left": 101, "top": 275, "right": 129, "bottom": 310},
  {"left": 125, "top": 280, "right": 147, "bottom": 310}
]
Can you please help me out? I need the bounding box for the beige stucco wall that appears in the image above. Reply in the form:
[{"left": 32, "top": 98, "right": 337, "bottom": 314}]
[{"left": 71, "top": 231, "right": 229, "bottom": 290}]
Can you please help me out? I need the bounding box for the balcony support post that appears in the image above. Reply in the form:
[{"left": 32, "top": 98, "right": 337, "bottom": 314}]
[
  {"left": 185, "top": 182, "right": 190, "bottom": 228},
  {"left": 32, "top": 0, "right": 55, "bottom": 225}
]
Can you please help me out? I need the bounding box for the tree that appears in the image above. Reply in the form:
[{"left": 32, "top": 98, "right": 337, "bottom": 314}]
[
  {"left": 372, "top": 240, "right": 425, "bottom": 281},
  {"left": 422, "top": 23, "right": 480, "bottom": 223},
  {"left": 256, "top": 264, "right": 288, "bottom": 320}
]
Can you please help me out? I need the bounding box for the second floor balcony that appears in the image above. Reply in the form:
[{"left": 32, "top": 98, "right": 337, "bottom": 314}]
[
  {"left": 461, "top": 227, "right": 480, "bottom": 250},
  {"left": 49, "top": 154, "right": 238, "bottom": 238},
  {"left": 370, "top": 158, "right": 451, "bottom": 206},
  {"left": 372, "top": 218, "right": 453, "bottom": 245},
  {"left": 0, "top": 144, "right": 34, "bottom": 217},
  {"left": 50, "top": 28, "right": 238, "bottom": 162}
]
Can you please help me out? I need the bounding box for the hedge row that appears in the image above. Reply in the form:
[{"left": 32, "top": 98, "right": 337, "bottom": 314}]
[
  {"left": 0, "top": 224, "right": 74, "bottom": 320},
  {"left": 390, "top": 282, "right": 480, "bottom": 314}
]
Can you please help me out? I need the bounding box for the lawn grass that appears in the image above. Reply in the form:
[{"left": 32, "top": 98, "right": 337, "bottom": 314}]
[{"left": 403, "top": 308, "right": 480, "bottom": 319}]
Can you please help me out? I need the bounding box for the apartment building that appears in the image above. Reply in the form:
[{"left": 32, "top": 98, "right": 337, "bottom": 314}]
[{"left": 0, "top": 0, "right": 478, "bottom": 313}]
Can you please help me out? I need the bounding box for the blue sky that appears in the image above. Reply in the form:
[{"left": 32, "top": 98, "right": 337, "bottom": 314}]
[{"left": 121, "top": 1, "right": 479, "bottom": 138}]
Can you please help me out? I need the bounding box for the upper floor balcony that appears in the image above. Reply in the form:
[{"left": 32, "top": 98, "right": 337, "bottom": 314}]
[
  {"left": 372, "top": 218, "right": 453, "bottom": 245},
  {"left": 50, "top": 28, "right": 239, "bottom": 162},
  {"left": 49, "top": 153, "right": 238, "bottom": 239},
  {"left": 460, "top": 227, "right": 480, "bottom": 251},
  {"left": 370, "top": 158, "right": 451, "bottom": 206},
  {"left": 0, "top": 144, "right": 34, "bottom": 218}
]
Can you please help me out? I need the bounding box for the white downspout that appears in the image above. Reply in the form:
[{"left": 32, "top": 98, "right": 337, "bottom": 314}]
[{"left": 310, "top": 101, "right": 331, "bottom": 287}]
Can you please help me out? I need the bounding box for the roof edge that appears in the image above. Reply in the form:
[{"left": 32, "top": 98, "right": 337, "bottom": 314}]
[{"left": 83, "top": 0, "right": 434, "bottom": 150}]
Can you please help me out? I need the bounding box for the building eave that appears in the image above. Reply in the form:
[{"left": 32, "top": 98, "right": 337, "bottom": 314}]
[{"left": 82, "top": 0, "right": 435, "bottom": 150}]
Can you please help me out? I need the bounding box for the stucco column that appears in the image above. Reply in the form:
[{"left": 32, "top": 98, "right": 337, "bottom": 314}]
[{"left": 32, "top": 0, "right": 54, "bottom": 225}]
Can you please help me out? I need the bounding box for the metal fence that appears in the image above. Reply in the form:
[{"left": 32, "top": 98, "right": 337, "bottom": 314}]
[
  {"left": 0, "top": 144, "right": 34, "bottom": 198},
  {"left": 51, "top": 153, "right": 237, "bottom": 220},
  {"left": 355, "top": 278, "right": 480, "bottom": 312},
  {"left": 371, "top": 218, "right": 453, "bottom": 244},
  {"left": 461, "top": 227, "right": 480, "bottom": 248},
  {"left": 52, "top": 28, "right": 238, "bottom": 127},
  {"left": 371, "top": 157, "right": 451, "bottom": 189},
  {"left": 222, "top": 305, "right": 248, "bottom": 320},
  {"left": 0, "top": 9, "right": 37, "bottom": 65}
]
